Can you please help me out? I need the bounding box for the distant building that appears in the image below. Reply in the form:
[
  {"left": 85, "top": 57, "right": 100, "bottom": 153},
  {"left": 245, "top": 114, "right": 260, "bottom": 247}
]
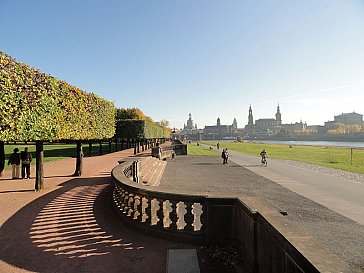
[
  {"left": 181, "top": 113, "right": 200, "bottom": 136},
  {"left": 244, "top": 104, "right": 285, "bottom": 137},
  {"left": 334, "top": 112, "right": 363, "bottom": 125},
  {"left": 204, "top": 117, "right": 240, "bottom": 139},
  {"left": 323, "top": 112, "right": 363, "bottom": 132}
]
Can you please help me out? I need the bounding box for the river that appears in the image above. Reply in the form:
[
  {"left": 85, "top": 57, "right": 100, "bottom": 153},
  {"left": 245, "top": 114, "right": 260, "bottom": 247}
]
[{"left": 241, "top": 140, "right": 364, "bottom": 148}]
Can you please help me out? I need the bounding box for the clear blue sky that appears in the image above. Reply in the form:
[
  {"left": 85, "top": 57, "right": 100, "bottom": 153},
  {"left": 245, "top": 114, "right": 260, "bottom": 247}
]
[{"left": 1, "top": 0, "right": 364, "bottom": 129}]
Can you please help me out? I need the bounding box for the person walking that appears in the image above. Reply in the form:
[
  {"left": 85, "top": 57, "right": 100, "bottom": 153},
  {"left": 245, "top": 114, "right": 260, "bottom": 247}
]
[
  {"left": 221, "top": 148, "right": 226, "bottom": 164},
  {"left": 21, "top": 147, "right": 32, "bottom": 179},
  {"left": 224, "top": 148, "right": 229, "bottom": 164},
  {"left": 8, "top": 148, "right": 20, "bottom": 179},
  {"left": 260, "top": 149, "right": 268, "bottom": 166},
  {"left": 217, "top": 142, "right": 220, "bottom": 150}
]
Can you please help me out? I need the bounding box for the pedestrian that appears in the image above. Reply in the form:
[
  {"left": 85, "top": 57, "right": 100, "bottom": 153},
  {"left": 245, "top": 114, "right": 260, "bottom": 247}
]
[
  {"left": 224, "top": 148, "right": 229, "bottom": 164},
  {"left": 171, "top": 151, "right": 176, "bottom": 161},
  {"left": 217, "top": 142, "right": 220, "bottom": 150},
  {"left": 20, "top": 147, "right": 32, "bottom": 179},
  {"left": 221, "top": 148, "right": 226, "bottom": 164},
  {"left": 8, "top": 148, "right": 20, "bottom": 179}
]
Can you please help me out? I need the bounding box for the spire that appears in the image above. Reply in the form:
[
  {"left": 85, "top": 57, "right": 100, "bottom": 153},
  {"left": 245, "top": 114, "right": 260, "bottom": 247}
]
[
  {"left": 275, "top": 103, "right": 282, "bottom": 126},
  {"left": 248, "top": 105, "right": 254, "bottom": 127},
  {"left": 232, "top": 117, "right": 237, "bottom": 128}
]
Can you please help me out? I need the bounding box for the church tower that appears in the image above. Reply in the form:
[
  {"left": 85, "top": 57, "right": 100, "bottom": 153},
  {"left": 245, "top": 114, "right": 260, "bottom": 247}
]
[
  {"left": 217, "top": 117, "right": 221, "bottom": 126},
  {"left": 248, "top": 105, "right": 254, "bottom": 128},
  {"left": 232, "top": 118, "right": 237, "bottom": 129},
  {"left": 275, "top": 103, "right": 282, "bottom": 126}
]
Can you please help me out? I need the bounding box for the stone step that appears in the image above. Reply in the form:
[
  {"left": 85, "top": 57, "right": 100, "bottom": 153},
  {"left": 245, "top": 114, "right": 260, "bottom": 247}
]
[
  {"left": 142, "top": 160, "right": 163, "bottom": 184},
  {"left": 166, "top": 249, "right": 200, "bottom": 273},
  {"left": 145, "top": 161, "right": 166, "bottom": 186}
]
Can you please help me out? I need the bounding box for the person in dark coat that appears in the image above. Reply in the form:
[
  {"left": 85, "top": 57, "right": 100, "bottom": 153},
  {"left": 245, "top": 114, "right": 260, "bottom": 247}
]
[
  {"left": 224, "top": 148, "right": 229, "bottom": 164},
  {"left": 20, "top": 147, "right": 32, "bottom": 179},
  {"left": 8, "top": 148, "right": 21, "bottom": 179}
]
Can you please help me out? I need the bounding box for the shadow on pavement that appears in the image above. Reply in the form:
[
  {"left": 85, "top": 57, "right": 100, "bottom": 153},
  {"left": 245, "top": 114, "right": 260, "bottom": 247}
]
[{"left": 0, "top": 176, "right": 186, "bottom": 273}]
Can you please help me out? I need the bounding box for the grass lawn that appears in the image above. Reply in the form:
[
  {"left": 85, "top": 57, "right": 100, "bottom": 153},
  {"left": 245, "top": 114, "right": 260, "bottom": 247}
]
[
  {"left": 201, "top": 141, "right": 364, "bottom": 174},
  {"left": 3, "top": 142, "right": 119, "bottom": 170},
  {"left": 187, "top": 143, "right": 221, "bottom": 156}
]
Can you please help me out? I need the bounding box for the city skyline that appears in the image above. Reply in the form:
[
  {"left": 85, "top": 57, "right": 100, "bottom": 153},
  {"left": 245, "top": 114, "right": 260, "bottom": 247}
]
[
  {"left": 1, "top": 1, "right": 363, "bottom": 128},
  {"left": 180, "top": 106, "right": 363, "bottom": 130}
]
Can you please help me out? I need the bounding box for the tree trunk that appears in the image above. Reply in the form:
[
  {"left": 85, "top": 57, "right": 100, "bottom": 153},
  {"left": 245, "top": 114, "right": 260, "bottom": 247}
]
[
  {"left": 35, "top": 141, "right": 44, "bottom": 191},
  {"left": 115, "top": 138, "right": 118, "bottom": 151},
  {"left": 0, "top": 141, "right": 5, "bottom": 177},
  {"left": 133, "top": 139, "right": 137, "bottom": 155},
  {"left": 73, "top": 141, "right": 83, "bottom": 176},
  {"left": 88, "top": 141, "right": 92, "bottom": 157},
  {"left": 99, "top": 140, "right": 103, "bottom": 156},
  {"left": 108, "top": 139, "right": 112, "bottom": 153}
]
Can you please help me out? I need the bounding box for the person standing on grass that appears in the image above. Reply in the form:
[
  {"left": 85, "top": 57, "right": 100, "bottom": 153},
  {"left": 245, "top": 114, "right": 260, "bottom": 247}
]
[
  {"left": 21, "top": 147, "right": 32, "bottom": 179},
  {"left": 8, "top": 148, "right": 20, "bottom": 179}
]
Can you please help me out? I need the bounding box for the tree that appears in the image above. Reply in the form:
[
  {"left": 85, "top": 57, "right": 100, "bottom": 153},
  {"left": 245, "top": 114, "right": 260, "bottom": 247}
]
[{"left": 160, "top": 119, "right": 170, "bottom": 128}]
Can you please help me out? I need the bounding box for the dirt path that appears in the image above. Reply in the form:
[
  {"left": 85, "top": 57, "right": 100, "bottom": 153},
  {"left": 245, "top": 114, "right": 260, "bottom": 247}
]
[{"left": 0, "top": 145, "right": 189, "bottom": 273}]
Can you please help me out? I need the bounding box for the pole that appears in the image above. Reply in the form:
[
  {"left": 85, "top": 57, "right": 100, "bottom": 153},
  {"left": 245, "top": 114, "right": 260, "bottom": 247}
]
[{"left": 35, "top": 141, "right": 44, "bottom": 191}]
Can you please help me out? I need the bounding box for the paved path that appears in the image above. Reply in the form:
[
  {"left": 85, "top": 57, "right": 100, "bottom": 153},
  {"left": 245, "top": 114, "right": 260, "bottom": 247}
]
[
  {"left": 0, "top": 145, "right": 190, "bottom": 273},
  {"left": 160, "top": 155, "right": 364, "bottom": 271},
  {"left": 226, "top": 149, "right": 364, "bottom": 225}
]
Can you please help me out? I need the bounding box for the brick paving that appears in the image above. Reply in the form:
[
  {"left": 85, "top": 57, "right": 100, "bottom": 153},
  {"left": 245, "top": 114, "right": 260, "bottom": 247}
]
[{"left": 0, "top": 144, "right": 190, "bottom": 273}]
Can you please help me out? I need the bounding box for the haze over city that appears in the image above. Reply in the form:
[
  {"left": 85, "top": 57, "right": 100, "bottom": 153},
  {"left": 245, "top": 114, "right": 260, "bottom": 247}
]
[{"left": 1, "top": 0, "right": 363, "bottom": 128}]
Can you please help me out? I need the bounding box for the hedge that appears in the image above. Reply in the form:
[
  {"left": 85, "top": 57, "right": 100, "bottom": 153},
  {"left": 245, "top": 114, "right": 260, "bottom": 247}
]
[
  {"left": 0, "top": 51, "right": 115, "bottom": 141},
  {"left": 116, "top": 120, "right": 171, "bottom": 139}
]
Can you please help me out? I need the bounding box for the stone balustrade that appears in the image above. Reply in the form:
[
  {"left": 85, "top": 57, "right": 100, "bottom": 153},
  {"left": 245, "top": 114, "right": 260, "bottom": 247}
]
[{"left": 111, "top": 159, "right": 353, "bottom": 273}]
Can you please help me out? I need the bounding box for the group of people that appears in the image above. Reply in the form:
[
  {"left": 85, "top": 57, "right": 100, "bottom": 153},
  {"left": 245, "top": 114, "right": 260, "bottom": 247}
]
[
  {"left": 219, "top": 145, "right": 267, "bottom": 166},
  {"left": 221, "top": 148, "right": 229, "bottom": 164},
  {"left": 7, "top": 147, "right": 32, "bottom": 179}
]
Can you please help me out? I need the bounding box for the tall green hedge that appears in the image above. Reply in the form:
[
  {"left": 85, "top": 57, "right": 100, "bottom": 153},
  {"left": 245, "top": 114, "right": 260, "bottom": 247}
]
[
  {"left": 0, "top": 51, "right": 115, "bottom": 141},
  {"left": 116, "top": 120, "right": 170, "bottom": 139}
]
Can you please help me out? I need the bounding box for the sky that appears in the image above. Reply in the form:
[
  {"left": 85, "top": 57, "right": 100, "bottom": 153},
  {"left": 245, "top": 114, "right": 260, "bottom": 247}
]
[{"left": 1, "top": 0, "right": 364, "bottom": 129}]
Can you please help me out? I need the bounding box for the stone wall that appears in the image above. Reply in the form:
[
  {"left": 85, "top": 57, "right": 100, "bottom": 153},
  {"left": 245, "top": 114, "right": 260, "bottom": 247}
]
[{"left": 112, "top": 162, "right": 353, "bottom": 273}]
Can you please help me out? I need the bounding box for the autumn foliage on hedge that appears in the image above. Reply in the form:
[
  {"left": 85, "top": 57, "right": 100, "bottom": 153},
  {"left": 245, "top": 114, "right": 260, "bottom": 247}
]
[{"left": 0, "top": 51, "right": 115, "bottom": 141}]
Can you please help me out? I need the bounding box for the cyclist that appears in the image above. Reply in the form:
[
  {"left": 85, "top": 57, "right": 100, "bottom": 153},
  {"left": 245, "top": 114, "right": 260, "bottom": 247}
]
[{"left": 260, "top": 149, "right": 268, "bottom": 166}]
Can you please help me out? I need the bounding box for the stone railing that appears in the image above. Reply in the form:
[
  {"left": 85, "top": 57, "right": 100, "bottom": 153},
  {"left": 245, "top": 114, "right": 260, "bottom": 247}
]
[
  {"left": 111, "top": 160, "right": 353, "bottom": 273},
  {"left": 151, "top": 143, "right": 187, "bottom": 159},
  {"left": 112, "top": 159, "right": 205, "bottom": 243}
]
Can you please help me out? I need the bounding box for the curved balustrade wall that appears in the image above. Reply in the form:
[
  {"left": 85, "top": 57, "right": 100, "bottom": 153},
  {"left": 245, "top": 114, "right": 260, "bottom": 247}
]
[
  {"left": 111, "top": 160, "right": 353, "bottom": 273},
  {"left": 112, "top": 160, "right": 206, "bottom": 244}
]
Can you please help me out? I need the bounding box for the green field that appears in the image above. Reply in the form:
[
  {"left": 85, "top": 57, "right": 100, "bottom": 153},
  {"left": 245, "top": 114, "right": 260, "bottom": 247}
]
[
  {"left": 187, "top": 143, "right": 221, "bottom": 156},
  {"left": 201, "top": 141, "right": 364, "bottom": 174},
  {"left": 2, "top": 142, "right": 119, "bottom": 170}
]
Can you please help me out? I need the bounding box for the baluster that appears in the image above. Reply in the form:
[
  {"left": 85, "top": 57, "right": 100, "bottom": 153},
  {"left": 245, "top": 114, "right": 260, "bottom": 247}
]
[
  {"left": 176, "top": 201, "right": 187, "bottom": 230},
  {"left": 141, "top": 197, "right": 149, "bottom": 222},
  {"left": 123, "top": 191, "right": 129, "bottom": 213},
  {"left": 133, "top": 195, "right": 141, "bottom": 220},
  {"left": 127, "top": 194, "right": 134, "bottom": 216},
  {"left": 191, "top": 203, "right": 203, "bottom": 231},
  {"left": 163, "top": 200, "right": 173, "bottom": 228},
  {"left": 150, "top": 198, "right": 160, "bottom": 226}
]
